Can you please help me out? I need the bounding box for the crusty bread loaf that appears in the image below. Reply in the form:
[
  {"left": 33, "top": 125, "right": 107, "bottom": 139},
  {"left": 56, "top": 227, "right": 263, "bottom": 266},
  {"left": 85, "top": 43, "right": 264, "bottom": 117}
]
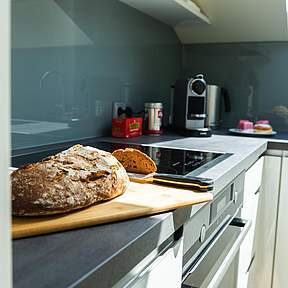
[
  {"left": 11, "top": 144, "right": 129, "bottom": 216},
  {"left": 112, "top": 148, "right": 157, "bottom": 174}
]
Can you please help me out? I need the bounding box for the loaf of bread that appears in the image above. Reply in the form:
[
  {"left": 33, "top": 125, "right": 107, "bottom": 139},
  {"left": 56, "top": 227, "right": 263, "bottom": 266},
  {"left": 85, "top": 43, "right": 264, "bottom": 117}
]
[
  {"left": 112, "top": 148, "right": 157, "bottom": 174},
  {"left": 11, "top": 144, "right": 129, "bottom": 216}
]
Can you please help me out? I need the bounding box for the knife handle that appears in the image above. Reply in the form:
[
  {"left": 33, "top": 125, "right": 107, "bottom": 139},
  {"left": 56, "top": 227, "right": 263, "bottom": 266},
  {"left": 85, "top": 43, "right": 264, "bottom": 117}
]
[
  {"left": 154, "top": 174, "right": 213, "bottom": 186},
  {"left": 153, "top": 174, "right": 213, "bottom": 192}
]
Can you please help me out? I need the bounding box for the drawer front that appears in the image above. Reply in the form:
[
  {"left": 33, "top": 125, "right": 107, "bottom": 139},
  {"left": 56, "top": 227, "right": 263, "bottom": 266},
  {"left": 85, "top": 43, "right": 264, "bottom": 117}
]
[
  {"left": 237, "top": 196, "right": 259, "bottom": 288},
  {"left": 131, "top": 239, "right": 183, "bottom": 288},
  {"left": 236, "top": 157, "right": 263, "bottom": 287},
  {"left": 183, "top": 218, "right": 251, "bottom": 288},
  {"left": 244, "top": 157, "right": 263, "bottom": 203}
]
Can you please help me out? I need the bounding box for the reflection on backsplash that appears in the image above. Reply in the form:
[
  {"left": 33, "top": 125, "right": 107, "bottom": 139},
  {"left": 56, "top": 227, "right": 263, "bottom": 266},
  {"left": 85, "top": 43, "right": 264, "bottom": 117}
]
[
  {"left": 12, "top": 0, "right": 181, "bottom": 150},
  {"left": 14, "top": 1, "right": 288, "bottom": 150},
  {"left": 12, "top": 0, "right": 94, "bottom": 48},
  {"left": 182, "top": 43, "right": 288, "bottom": 131}
]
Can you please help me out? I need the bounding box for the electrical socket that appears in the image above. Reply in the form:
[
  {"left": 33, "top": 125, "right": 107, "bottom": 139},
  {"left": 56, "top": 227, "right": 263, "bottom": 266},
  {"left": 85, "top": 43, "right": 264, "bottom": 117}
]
[{"left": 95, "top": 100, "right": 105, "bottom": 117}]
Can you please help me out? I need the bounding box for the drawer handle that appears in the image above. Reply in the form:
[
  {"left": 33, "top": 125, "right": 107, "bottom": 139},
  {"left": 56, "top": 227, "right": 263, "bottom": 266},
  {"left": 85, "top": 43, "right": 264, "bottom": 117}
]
[
  {"left": 206, "top": 219, "right": 252, "bottom": 288},
  {"left": 246, "top": 254, "right": 256, "bottom": 273},
  {"left": 184, "top": 218, "right": 252, "bottom": 288},
  {"left": 184, "top": 215, "right": 232, "bottom": 278}
]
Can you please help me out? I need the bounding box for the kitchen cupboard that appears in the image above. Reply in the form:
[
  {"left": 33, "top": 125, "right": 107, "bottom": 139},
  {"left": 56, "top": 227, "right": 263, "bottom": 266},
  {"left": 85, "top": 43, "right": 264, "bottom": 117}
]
[
  {"left": 114, "top": 238, "right": 183, "bottom": 288},
  {"left": 118, "top": 0, "right": 210, "bottom": 27},
  {"left": 119, "top": 0, "right": 288, "bottom": 43},
  {"left": 237, "top": 157, "right": 263, "bottom": 288},
  {"left": 131, "top": 239, "right": 183, "bottom": 288},
  {"left": 176, "top": 0, "right": 288, "bottom": 43},
  {"left": 177, "top": 0, "right": 288, "bottom": 43},
  {"left": 272, "top": 156, "right": 288, "bottom": 288},
  {"left": 248, "top": 156, "right": 282, "bottom": 288},
  {"left": 120, "top": 0, "right": 288, "bottom": 43},
  {"left": 212, "top": 157, "right": 263, "bottom": 288},
  {"left": 232, "top": 155, "right": 285, "bottom": 288},
  {"left": 219, "top": 257, "right": 239, "bottom": 288},
  {"left": 0, "top": 0, "right": 12, "bottom": 287}
]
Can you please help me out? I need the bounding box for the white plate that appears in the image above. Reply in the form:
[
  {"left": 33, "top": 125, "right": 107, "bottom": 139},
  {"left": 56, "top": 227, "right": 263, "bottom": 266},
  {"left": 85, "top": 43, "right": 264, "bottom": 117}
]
[{"left": 229, "top": 128, "right": 277, "bottom": 137}]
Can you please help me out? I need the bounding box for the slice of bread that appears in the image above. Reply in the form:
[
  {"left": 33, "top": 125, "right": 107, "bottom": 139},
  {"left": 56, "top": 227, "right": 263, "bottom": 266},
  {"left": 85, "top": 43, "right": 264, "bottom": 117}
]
[{"left": 112, "top": 148, "right": 157, "bottom": 174}]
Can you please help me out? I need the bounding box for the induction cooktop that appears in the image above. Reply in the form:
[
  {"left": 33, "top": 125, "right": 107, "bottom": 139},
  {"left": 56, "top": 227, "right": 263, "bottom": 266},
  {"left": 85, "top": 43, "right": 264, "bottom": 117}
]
[{"left": 94, "top": 142, "right": 231, "bottom": 177}]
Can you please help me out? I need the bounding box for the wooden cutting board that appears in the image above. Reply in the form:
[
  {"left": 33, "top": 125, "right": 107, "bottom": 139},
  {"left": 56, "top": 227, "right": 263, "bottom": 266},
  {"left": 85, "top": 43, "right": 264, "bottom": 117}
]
[{"left": 12, "top": 182, "right": 213, "bottom": 239}]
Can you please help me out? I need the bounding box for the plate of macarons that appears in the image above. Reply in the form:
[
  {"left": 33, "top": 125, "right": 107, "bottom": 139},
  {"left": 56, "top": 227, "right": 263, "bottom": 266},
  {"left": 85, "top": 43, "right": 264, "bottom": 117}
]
[{"left": 229, "top": 120, "right": 277, "bottom": 137}]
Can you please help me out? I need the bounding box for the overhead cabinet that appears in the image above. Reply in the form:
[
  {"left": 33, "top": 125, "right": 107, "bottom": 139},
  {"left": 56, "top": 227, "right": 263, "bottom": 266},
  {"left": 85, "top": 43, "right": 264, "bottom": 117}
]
[
  {"left": 119, "top": 0, "right": 210, "bottom": 27},
  {"left": 120, "top": 0, "right": 288, "bottom": 43}
]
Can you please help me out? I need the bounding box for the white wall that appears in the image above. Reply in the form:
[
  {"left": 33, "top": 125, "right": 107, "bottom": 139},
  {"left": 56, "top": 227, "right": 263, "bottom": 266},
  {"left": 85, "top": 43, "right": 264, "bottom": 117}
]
[{"left": 0, "top": 0, "right": 12, "bottom": 287}]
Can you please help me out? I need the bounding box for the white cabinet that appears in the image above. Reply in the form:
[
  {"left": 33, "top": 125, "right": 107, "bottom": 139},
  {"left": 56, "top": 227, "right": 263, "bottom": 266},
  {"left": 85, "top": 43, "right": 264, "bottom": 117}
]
[
  {"left": 130, "top": 239, "right": 183, "bottom": 288},
  {"left": 248, "top": 156, "right": 282, "bottom": 288},
  {"left": 220, "top": 256, "right": 239, "bottom": 288},
  {"left": 114, "top": 238, "right": 183, "bottom": 288},
  {"left": 119, "top": 0, "right": 288, "bottom": 43},
  {"left": 118, "top": 0, "right": 210, "bottom": 27},
  {"left": 0, "top": 0, "right": 12, "bottom": 287},
  {"left": 237, "top": 157, "right": 263, "bottom": 288},
  {"left": 175, "top": 0, "right": 288, "bottom": 43},
  {"left": 272, "top": 157, "right": 288, "bottom": 288}
]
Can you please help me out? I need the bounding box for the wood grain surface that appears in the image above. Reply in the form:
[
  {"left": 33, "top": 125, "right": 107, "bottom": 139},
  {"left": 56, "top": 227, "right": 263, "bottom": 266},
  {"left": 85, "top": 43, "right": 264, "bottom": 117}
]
[{"left": 12, "top": 182, "right": 213, "bottom": 239}]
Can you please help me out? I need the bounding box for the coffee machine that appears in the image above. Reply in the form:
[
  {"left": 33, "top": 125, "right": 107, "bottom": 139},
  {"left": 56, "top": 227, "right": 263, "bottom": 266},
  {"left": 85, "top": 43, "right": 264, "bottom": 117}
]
[{"left": 173, "top": 74, "right": 212, "bottom": 137}]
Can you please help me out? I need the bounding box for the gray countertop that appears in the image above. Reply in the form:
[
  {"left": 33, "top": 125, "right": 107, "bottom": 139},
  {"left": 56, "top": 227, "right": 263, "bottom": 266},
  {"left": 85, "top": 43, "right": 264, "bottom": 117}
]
[
  {"left": 152, "top": 136, "right": 267, "bottom": 195},
  {"left": 213, "top": 128, "right": 288, "bottom": 145},
  {"left": 13, "top": 135, "right": 270, "bottom": 288}
]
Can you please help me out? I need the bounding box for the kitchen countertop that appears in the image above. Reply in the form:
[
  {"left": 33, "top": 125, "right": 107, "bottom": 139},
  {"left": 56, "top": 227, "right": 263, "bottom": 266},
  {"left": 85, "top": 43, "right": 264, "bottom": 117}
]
[
  {"left": 213, "top": 127, "right": 288, "bottom": 143},
  {"left": 13, "top": 134, "right": 269, "bottom": 288},
  {"left": 213, "top": 128, "right": 288, "bottom": 152},
  {"left": 101, "top": 134, "right": 267, "bottom": 195}
]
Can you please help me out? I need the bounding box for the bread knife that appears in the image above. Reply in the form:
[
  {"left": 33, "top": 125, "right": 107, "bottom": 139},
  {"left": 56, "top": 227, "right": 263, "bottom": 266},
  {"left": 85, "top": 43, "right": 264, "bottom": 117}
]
[{"left": 128, "top": 172, "right": 213, "bottom": 192}]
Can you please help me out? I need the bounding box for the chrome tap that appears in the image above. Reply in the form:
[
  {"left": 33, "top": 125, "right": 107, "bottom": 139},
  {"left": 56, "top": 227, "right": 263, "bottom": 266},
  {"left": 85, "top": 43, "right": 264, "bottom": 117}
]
[{"left": 40, "top": 70, "right": 66, "bottom": 114}]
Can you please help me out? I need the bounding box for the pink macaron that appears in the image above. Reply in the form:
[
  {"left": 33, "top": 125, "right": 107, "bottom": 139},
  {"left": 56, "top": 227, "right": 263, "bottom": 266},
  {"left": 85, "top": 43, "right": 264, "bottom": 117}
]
[{"left": 256, "top": 120, "right": 270, "bottom": 125}]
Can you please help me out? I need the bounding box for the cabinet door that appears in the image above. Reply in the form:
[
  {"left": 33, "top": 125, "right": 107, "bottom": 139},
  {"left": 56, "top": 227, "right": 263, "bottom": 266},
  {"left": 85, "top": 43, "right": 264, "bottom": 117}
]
[
  {"left": 131, "top": 239, "right": 183, "bottom": 288},
  {"left": 237, "top": 157, "right": 263, "bottom": 288},
  {"left": 272, "top": 157, "right": 288, "bottom": 288},
  {"left": 248, "top": 156, "right": 281, "bottom": 288},
  {"left": 0, "top": 1, "right": 12, "bottom": 288},
  {"left": 220, "top": 255, "right": 239, "bottom": 288}
]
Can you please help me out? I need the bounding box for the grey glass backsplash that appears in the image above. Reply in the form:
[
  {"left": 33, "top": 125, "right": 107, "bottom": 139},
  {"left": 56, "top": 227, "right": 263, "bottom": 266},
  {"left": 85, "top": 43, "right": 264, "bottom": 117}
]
[
  {"left": 12, "top": 1, "right": 288, "bottom": 151},
  {"left": 12, "top": 0, "right": 181, "bottom": 150},
  {"left": 182, "top": 43, "right": 288, "bottom": 130}
]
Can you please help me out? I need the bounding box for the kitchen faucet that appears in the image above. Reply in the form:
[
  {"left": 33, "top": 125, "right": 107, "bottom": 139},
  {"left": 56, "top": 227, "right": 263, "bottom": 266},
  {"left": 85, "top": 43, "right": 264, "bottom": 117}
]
[{"left": 40, "top": 70, "right": 66, "bottom": 115}]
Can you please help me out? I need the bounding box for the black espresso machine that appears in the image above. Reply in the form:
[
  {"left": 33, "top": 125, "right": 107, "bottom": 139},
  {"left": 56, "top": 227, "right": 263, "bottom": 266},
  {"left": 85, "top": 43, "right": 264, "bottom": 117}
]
[{"left": 173, "top": 74, "right": 212, "bottom": 137}]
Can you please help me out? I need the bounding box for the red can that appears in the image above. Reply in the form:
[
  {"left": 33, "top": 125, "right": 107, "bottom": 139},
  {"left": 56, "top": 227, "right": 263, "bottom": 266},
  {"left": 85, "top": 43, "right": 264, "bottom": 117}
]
[{"left": 112, "top": 117, "right": 143, "bottom": 138}]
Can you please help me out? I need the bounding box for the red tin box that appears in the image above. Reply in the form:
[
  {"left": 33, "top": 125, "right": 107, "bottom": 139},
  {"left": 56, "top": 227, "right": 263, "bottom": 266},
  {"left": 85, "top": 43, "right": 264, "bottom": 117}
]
[{"left": 112, "top": 117, "right": 143, "bottom": 138}]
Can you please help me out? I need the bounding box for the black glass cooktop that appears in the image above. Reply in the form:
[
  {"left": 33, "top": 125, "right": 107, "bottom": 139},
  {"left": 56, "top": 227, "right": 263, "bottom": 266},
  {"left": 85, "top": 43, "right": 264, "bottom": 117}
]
[{"left": 94, "top": 142, "right": 230, "bottom": 177}]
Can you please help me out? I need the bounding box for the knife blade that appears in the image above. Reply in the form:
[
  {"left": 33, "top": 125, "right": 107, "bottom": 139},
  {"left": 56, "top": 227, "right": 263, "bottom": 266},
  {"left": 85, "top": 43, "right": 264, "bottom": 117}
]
[{"left": 128, "top": 172, "right": 213, "bottom": 192}]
